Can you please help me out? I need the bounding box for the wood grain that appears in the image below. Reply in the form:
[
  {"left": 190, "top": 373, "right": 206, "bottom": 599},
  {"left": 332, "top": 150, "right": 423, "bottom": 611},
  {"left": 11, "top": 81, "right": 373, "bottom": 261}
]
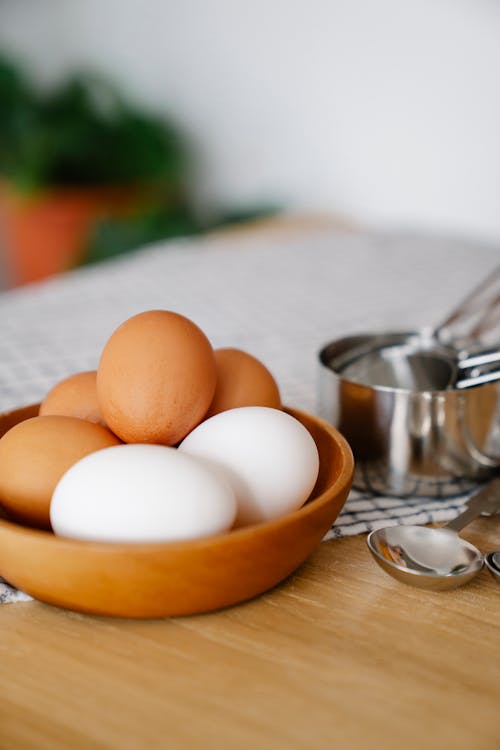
[{"left": 0, "top": 517, "right": 499, "bottom": 750}]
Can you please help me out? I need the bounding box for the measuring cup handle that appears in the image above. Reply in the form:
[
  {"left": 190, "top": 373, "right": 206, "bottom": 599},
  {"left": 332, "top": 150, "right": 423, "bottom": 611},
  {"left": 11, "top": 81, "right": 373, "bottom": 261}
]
[
  {"left": 435, "top": 265, "right": 500, "bottom": 347},
  {"left": 455, "top": 346, "right": 500, "bottom": 389},
  {"left": 458, "top": 348, "right": 500, "bottom": 370}
]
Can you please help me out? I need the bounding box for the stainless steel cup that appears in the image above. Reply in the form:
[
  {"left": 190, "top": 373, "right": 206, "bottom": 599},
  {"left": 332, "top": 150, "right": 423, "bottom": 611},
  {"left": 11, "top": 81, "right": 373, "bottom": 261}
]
[{"left": 318, "top": 331, "right": 500, "bottom": 498}]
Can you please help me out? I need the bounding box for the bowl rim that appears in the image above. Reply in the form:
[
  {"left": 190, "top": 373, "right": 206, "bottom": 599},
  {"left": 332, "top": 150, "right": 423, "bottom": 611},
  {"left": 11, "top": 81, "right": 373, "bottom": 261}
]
[
  {"left": 318, "top": 328, "right": 464, "bottom": 396},
  {"left": 0, "top": 404, "right": 354, "bottom": 553}
]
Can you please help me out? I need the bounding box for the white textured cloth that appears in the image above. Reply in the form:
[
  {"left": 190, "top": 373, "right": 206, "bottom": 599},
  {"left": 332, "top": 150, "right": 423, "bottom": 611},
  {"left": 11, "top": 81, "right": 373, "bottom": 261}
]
[{"left": 0, "top": 225, "right": 498, "bottom": 602}]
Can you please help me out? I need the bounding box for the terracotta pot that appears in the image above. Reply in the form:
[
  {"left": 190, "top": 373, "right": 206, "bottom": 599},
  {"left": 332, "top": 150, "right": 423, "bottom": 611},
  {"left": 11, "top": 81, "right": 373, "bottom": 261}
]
[{"left": 0, "top": 181, "right": 164, "bottom": 286}]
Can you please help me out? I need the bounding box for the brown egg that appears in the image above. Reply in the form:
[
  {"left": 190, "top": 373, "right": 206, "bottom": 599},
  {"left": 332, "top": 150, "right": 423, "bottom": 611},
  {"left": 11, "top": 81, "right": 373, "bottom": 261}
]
[
  {"left": 97, "top": 310, "right": 217, "bottom": 445},
  {"left": 0, "top": 416, "right": 121, "bottom": 529},
  {"left": 39, "top": 371, "right": 106, "bottom": 427},
  {"left": 205, "top": 348, "right": 281, "bottom": 418}
]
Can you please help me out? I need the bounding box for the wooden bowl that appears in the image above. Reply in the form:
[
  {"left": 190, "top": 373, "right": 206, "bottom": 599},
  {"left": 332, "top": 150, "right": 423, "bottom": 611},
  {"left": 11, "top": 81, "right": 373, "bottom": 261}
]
[{"left": 0, "top": 405, "right": 354, "bottom": 618}]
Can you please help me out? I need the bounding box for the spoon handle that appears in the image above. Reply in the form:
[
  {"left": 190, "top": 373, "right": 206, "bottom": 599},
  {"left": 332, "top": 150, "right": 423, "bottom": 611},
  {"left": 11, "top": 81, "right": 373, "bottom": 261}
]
[
  {"left": 445, "top": 479, "right": 500, "bottom": 532},
  {"left": 456, "top": 368, "right": 500, "bottom": 390}
]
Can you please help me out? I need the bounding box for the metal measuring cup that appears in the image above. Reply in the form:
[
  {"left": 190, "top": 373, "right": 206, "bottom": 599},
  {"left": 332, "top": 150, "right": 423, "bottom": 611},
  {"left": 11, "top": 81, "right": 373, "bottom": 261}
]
[{"left": 318, "top": 267, "right": 500, "bottom": 498}]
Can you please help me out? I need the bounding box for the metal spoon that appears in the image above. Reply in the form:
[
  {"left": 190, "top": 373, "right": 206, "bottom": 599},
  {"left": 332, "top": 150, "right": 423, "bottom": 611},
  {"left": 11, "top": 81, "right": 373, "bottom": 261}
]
[
  {"left": 485, "top": 551, "right": 500, "bottom": 584},
  {"left": 366, "top": 479, "right": 500, "bottom": 590}
]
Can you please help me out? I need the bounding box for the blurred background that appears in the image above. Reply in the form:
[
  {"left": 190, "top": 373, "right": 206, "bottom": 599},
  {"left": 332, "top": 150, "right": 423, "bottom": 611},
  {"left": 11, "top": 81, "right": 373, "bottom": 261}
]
[{"left": 0, "top": 0, "right": 499, "bottom": 287}]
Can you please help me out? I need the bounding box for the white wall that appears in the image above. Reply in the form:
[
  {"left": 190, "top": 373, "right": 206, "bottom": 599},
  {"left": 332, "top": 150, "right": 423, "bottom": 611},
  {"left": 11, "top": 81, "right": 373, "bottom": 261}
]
[{"left": 1, "top": 0, "right": 500, "bottom": 241}]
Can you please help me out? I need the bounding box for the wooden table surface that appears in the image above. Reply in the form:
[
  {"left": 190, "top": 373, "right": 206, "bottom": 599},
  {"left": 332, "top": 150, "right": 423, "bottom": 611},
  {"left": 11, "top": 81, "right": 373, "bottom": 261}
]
[
  {"left": 1, "top": 517, "right": 499, "bottom": 750},
  {"left": 1, "top": 218, "right": 499, "bottom": 749}
]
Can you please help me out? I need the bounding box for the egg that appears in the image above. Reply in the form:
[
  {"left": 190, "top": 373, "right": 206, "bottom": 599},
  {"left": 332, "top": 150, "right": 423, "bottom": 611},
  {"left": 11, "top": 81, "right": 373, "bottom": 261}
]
[
  {"left": 50, "top": 444, "right": 237, "bottom": 543},
  {"left": 97, "top": 310, "right": 217, "bottom": 445},
  {"left": 39, "top": 371, "right": 106, "bottom": 426},
  {"left": 205, "top": 348, "right": 281, "bottom": 418},
  {"left": 179, "top": 406, "right": 320, "bottom": 526},
  {"left": 0, "top": 416, "right": 121, "bottom": 529}
]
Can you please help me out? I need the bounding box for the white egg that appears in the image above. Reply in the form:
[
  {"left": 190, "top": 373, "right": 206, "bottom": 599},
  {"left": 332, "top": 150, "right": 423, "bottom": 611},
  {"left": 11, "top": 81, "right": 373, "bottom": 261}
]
[
  {"left": 179, "top": 406, "right": 320, "bottom": 526},
  {"left": 50, "top": 444, "right": 237, "bottom": 543}
]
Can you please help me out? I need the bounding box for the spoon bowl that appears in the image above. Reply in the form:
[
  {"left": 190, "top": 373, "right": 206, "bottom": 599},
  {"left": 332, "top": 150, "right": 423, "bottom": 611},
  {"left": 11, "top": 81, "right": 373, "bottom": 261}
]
[
  {"left": 366, "top": 479, "right": 500, "bottom": 590},
  {"left": 367, "top": 525, "right": 484, "bottom": 591}
]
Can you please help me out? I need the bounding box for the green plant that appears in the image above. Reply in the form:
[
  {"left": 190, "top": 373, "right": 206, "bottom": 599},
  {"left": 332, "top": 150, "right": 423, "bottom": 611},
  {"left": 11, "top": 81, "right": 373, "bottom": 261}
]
[
  {"left": 0, "top": 53, "right": 279, "bottom": 267},
  {"left": 0, "top": 54, "right": 184, "bottom": 192},
  {"left": 84, "top": 205, "right": 202, "bottom": 265}
]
